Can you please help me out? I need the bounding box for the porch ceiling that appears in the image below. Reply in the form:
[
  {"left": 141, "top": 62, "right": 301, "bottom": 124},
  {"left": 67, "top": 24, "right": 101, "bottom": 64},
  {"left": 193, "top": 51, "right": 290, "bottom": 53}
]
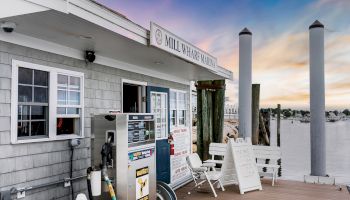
[{"left": 1, "top": 10, "right": 231, "bottom": 83}]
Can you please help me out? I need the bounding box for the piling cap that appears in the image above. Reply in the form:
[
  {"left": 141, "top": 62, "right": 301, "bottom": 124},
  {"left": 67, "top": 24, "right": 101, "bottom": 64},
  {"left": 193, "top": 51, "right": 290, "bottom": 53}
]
[
  {"left": 309, "top": 20, "right": 324, "bottom": 29},
  {"left": 239, "top": 27, "right": 252, "bottom": 36}
]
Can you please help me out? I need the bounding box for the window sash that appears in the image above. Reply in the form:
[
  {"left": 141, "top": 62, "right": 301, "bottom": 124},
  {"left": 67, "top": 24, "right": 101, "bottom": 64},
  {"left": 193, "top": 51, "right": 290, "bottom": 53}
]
[
  {"left": 11, "top": 60, "right": 84, "bottom": 144},
  {"left": 170, "top": 90, "right": 188, "bottom": 130}
]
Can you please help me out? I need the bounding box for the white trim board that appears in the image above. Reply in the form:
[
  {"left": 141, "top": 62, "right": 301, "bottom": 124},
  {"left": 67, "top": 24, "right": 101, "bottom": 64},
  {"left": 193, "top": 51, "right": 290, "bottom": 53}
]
[{"left": 0, "top": 32, "right": 190, "bottom": 85}]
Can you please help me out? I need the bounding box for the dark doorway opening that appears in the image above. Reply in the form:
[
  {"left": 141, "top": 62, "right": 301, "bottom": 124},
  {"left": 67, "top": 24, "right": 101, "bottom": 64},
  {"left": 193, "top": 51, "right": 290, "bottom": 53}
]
[{"left": 123, "top": 84, "right": 139, "bottom": 113}]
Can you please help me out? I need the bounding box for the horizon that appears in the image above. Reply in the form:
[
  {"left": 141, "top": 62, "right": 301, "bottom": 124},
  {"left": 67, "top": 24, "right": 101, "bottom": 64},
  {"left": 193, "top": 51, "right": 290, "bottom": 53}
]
[{"left": 97, "top": 0, "right": 350, "bottom": 110}]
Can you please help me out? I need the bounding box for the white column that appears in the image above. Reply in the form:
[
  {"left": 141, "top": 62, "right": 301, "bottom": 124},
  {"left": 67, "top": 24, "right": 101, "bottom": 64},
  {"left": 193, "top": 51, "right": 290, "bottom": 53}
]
[
  {"left": 309, "top": 20, "right": 326, "bottom": 176},
  {"left": 238, "top": 28, "right": 252, "bottom": 138}
]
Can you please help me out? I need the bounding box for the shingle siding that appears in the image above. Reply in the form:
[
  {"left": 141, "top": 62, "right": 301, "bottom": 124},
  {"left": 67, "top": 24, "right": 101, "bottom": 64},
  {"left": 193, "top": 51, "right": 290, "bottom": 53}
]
[{"left": 0, "top": 40, "right": 189, "bottom": 199}]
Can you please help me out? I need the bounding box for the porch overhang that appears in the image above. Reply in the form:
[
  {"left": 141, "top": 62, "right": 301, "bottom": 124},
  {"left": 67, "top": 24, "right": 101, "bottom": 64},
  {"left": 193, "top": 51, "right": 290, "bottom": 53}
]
[{"left": 0, "top": 0, "right": 232, "bottom": 85}]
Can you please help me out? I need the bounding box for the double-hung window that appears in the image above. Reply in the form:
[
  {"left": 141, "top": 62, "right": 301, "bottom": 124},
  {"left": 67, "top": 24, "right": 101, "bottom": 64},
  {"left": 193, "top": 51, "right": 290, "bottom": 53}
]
[
  {"left": 11, "top": 60, "right": 84, "bottom": 143},
  {"left": 169, "top": 90, "right": 188, "bottom": 130}
]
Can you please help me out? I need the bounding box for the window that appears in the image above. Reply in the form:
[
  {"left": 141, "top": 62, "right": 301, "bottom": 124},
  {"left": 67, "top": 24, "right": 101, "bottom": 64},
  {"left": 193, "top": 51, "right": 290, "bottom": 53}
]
[
  {"left": 17, "top": 68, "right": 49, "bottom": 137},
  {"left": 57, "top": 75, "right": 82, "bottom": 135},
  {"left": 11, "top": 60, "right": 84, "bottom": 143},
  {"left": 170, "top": 91, "right": 176, "bottom": 127},
  {"left": 151, "top": 92, "right": 168, "bottom": 139},
  {"left": 169, "top": 90, "right": 188, "bottom": 130}
]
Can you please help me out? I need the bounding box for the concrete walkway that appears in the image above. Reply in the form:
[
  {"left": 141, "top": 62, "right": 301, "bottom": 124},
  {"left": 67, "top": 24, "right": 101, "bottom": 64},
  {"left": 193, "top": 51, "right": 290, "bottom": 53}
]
[{"left": 175, "top": 179, "right": 348, "bottom": 200}]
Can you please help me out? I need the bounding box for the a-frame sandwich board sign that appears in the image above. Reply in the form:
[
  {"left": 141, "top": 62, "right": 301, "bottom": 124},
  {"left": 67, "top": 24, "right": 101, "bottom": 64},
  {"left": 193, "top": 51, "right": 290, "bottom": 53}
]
[{"left": 221, "top": 138, "right": 262, "bottom": 194}]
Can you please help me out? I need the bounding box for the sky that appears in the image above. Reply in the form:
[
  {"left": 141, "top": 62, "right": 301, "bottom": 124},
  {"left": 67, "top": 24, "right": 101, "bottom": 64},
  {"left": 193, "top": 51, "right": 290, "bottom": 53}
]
[{"left": 96, "top": 0, "right": 350, "bottom": 109}]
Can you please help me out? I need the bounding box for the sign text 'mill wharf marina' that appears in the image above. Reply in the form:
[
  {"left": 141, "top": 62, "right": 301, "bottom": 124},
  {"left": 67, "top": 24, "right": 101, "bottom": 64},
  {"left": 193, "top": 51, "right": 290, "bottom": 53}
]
[{"left": 150, "top": 22, "right": 217, "bottom": 69}]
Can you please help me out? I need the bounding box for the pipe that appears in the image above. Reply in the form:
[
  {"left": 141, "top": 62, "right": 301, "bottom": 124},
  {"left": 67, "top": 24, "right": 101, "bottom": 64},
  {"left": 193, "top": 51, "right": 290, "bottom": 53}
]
[
  {"left": 309, "top": 20, "right": 326, "bottom": 176},
  {"left": 3, "top": 175, "right": 86, "bottom": 195},
  {"left": 238, "top": 27, "right": 252, "bottom": 138}
]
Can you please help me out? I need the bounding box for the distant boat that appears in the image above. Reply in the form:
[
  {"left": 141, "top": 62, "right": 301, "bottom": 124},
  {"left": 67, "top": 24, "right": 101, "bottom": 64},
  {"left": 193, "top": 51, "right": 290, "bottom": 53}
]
[{"left": 300, "top": 118, "right": 310, "bottom": 123}]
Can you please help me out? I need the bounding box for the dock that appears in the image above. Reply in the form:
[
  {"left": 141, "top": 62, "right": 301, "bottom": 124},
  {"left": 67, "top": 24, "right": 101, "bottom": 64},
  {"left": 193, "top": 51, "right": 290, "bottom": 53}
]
[{"left": 175, "top": 179, "right": 348, "bottom": 200}]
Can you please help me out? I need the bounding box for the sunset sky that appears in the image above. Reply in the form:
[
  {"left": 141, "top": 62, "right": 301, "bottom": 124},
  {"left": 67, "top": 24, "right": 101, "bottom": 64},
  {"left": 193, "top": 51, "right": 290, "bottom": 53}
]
[{"left": 97, "top": 0, "right": 350, "bottom": 109}]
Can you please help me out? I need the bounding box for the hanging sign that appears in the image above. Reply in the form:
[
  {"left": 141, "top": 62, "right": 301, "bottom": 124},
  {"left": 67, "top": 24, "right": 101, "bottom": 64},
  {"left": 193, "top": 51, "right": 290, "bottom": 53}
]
[
  {"left": 150, "top": 22, "right": 217, "bottom": 69},
  {"left": 221, "top": 138, "right": 262, "bottom": 194},
  {"left": 170, "top": 127, "right": 191, "bottom": 184}
]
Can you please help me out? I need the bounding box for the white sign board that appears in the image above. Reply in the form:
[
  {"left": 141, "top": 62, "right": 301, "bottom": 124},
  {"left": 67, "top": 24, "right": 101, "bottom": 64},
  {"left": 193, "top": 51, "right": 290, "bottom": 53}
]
[
  {"left": 150, "top": 22, "right": 217, "bottom": 70},
  {"left": 170, "top": 127, "right": 191, "bottom": 184},
  {"left": 221, "top": 138, "right": 262, "bottom": 194}
]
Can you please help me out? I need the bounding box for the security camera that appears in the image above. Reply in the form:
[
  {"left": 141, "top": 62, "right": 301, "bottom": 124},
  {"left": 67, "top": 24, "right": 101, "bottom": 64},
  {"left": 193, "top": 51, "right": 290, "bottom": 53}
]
[
  {"left": 1, "top": 22, "right": 16, "bottom": 33},
  {"left": 85, "top": 51, "right": 95, "bottom": 63}
]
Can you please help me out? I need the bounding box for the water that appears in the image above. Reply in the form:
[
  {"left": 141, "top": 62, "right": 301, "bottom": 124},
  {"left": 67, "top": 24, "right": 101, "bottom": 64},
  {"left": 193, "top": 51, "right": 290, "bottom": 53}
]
[{"left": 270, "top": 119, "right": 350, "bottom": 184}]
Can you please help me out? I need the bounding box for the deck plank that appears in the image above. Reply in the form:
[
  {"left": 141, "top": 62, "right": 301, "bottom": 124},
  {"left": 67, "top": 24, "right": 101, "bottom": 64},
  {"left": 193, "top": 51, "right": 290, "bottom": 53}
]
[{"left": 175, "top": 179, "right": 348, "bottom": 200}]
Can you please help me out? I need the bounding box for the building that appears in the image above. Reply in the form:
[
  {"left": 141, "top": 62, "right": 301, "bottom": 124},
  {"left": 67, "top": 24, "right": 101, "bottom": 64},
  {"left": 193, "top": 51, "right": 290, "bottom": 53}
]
[{"left": 0, "top": 0, "right": 232, "bottom": 199}]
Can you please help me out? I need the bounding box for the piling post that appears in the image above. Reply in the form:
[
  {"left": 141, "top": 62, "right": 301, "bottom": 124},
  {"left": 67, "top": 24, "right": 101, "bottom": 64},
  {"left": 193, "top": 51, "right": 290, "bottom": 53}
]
[
  {"left": 252, "top": 84, "right": 260, "bottom": 144},
  {"left": 277, "top": 104, "right": 281, "bottom": 147},
  {"left": 213, "top": 80, "right": 226, "bottom": 143},
  {"left": 239, "top": 28, "right": 252, "bottom": 138},
  {"left": 277, "top": 104, "right": 282, "bottom": 176},
  {"left": 309, "top": 20, "right": 326, "bottom": 176}
]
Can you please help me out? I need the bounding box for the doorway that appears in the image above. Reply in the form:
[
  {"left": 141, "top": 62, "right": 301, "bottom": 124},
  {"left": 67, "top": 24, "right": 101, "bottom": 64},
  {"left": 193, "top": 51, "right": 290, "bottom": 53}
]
[
  {"left": 122, "top": 79, "right": 146, "bottom": 113},
  {"left": 147, "top": 86, "right": 170, "bottom": 183}
]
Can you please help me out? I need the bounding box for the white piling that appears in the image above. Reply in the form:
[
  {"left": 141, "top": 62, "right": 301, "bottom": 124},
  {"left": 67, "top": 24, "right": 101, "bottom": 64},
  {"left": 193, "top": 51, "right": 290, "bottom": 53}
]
[
  {"left": 309, "top": 20, "right": 326, "bottom": 176},
  {"left": 238, "top": 28, "right": 252, "bottom": 138}
]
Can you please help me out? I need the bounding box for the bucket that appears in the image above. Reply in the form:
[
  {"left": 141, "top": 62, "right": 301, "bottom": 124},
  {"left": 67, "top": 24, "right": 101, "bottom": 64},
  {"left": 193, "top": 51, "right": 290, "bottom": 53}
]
[{"left": 90, "top": 170, "right": 102, "bottom": 196}]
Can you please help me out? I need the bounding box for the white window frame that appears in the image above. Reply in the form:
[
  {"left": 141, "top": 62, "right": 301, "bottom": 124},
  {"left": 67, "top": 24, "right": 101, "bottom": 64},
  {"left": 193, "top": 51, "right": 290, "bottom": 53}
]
[
  {"left": 150, "top": 91, "right": 168, "bottom": 140},
  {"left": 170, "top": 89, "right": 188, "bottom": 131},
  {"left": 11, "top": 60, "right": 84, "bottom": 144}
]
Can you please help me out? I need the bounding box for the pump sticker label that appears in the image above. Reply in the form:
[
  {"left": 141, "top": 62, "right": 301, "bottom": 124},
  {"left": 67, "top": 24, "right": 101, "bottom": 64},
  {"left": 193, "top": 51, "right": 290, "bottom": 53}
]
[
  {"left": 136, "top": 167, "right": 149, "bottom": 200},
  {"left": 129, "top": 148, "right": 154, "bottom": 162}
]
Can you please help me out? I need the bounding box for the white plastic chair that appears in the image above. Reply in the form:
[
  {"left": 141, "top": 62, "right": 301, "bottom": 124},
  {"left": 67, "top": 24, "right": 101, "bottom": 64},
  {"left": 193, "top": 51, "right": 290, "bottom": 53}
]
[{"left": 186, "top": 153, "right": 225, "bottom": 198}]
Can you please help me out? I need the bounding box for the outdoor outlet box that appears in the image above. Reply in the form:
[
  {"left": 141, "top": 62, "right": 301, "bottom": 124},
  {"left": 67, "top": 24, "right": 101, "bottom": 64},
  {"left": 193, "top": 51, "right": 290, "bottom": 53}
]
[
  {"left": 64, "top": 180, "right": 71, "bottom": 187},
  {"left": 17, "top": 190, "right": 25, "bottom": 199}
]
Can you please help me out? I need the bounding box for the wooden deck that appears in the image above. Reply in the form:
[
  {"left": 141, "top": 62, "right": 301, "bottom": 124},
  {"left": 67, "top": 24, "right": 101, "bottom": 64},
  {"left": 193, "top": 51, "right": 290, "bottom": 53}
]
[{"left": 175, "top": 179, "right": 348, "bottom": 200}]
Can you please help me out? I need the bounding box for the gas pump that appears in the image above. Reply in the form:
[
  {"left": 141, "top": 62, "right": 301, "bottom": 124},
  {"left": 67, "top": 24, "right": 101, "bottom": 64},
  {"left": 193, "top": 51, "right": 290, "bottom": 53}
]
[{"left": 92, "top": 113, "right": 157, "bottom": 200}]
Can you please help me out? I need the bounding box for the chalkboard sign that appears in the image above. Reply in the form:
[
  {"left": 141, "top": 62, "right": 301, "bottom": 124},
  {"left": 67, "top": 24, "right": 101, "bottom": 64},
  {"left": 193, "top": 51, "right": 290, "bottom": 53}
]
[{"left": 221, "top": 138, "right": 262, "bottom": 194}]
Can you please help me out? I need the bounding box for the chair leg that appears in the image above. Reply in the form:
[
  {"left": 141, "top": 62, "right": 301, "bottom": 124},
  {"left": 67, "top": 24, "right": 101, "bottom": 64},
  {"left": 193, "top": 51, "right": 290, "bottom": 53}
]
[
  {"left": 272, "top": 169, "right": 275, "bottom": 186},
  {"left": 205, "top": 173, "right": 217, "bottom": 198},
  {"left": 218, "top": 179, "right": 225, "bottom": 191}
]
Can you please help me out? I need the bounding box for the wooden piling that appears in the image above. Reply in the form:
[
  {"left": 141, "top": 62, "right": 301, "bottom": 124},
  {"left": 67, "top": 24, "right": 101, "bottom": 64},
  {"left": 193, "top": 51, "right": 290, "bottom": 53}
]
[
  {"left": 252, "top": 84, "right": 260, "bottom": 145},
  {"left": 196, "top": 80, "right": 226, "bottom": 160},
  {"left": 213, "top": 80, "right": 225, "bottom": 143},
  {"left": 277, "top": 104, "right": 281, "bottom": 147}
]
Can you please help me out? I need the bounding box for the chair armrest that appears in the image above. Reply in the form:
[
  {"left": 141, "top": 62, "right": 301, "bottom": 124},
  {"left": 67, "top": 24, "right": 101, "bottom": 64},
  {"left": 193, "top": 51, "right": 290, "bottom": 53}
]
[
  {"left": 192, "top": 167, "right": 207, "bottom": 172},
  {"left": 202, "top": 163, "right": 216, "bottom": 168}
]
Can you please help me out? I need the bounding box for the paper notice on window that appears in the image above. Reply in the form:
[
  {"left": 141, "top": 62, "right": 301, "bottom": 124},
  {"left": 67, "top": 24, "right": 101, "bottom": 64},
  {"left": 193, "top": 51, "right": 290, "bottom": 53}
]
[{"left": 170, "top": 127, "right": 191, "bottom": 183}]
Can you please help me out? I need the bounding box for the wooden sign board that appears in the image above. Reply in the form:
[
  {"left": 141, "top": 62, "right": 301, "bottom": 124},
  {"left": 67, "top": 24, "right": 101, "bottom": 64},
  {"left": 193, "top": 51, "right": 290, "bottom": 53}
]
[{"left": 221, "top": 138, "right": 262, "bottom": 194}]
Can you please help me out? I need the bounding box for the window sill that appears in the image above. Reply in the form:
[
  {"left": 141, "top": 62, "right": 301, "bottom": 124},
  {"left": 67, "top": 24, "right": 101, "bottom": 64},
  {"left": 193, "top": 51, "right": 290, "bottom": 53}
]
[{"left": 12, "top": 135, "right": 84, "bottom": 144}]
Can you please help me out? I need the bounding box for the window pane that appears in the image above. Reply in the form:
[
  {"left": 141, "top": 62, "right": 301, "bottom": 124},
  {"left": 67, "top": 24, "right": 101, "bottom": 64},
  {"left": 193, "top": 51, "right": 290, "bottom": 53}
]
[
  {"left": 179, "top": 118, "right": 185, "bottom": 125},
  {"left": 34, "top": 70, "right": 48, "bottom": 86},
  {"left": 57, "top": 118, "right": 80, "bottom": 135},
  {"left": 19, "top": 67, "right": 33, "bottom": 84},
  {"left": 18, "top": 85, "right": 32, "bottom": 102},
  {"left": 170, "top": 91, "right": 176, "bottom": 110},
  {"left": 18, "top": 121, "right": 30, "bottom": 137},
  {"left": 57, "top": 107, "right": 66, "bottom": 114},
  {"left": 171, "top": 118, "right": 176, "bottom": 126},
  {"left": 18, "top": 105, "right": 30, "bottom": 120},
  {"left": 58, "top": 90, "right": 67, "bottom": 105},
  {"left": 69, "top": 91, "right": 80, "bottom": 105},
  {"left": 58, "top": 74, "right": 68, "bottom": 89},
  {"left": 69, "top": 77, "right": 80, "bottom": 90},
  {"left": 31, "top": 121, "right": 47, "bottom": 136},
  {"left": 67, "top": 108, "right": 79, "bottom": 114},
  {"left": 34, "top": 87, "right": 48, "bottom": 103},
  {"left": 31, "top": 106, "right": 47, "bottom": 120}
]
